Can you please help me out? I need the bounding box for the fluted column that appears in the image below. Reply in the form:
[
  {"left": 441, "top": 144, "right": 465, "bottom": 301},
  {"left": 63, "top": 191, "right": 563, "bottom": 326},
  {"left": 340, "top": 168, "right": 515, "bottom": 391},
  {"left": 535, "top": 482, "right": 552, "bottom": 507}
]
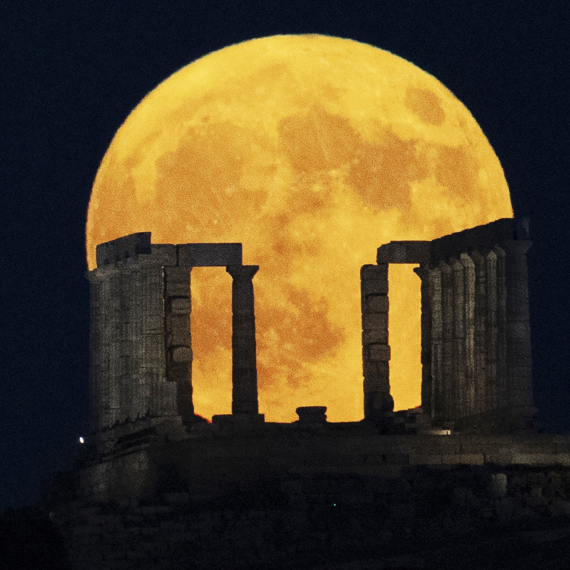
[
  {"left": 360, "top": 264, "right": 392, "bottom": 420},
  {"left": 227, "top": 265, "right": 260, "bottom": 415},
  {"left": 470, "top": 251, "right": 487, "bottom": 415},
  {"left": 108, "top": 267, "right": 122, "bottom": 426},
  {"left": 461, "top": 253, "right": 476, "bottom": 416},
  {"left": 141, "top": 264, "right": 177, "bottom": 418},
  {"left": 129, "top": 263, "right": 145, "bottom": 420},
  {"left": 484, "top": 249, "right": 499, "bottom": 412},
  {"left": 439, "top": 261, "right": 453, "bottom": 422},
  {"left": 120, "top": 265, "right": 133, "bottom": 422},
  {"left": 494, "top": 246, "right": 508, "bottom": 409},
  {"left": 451, "top": 258, "right": 466, "bottom": 419},
  {"left": 428, "top": 266, "right": 443, "bottom": 420},
  {"left": 87, "top": 269, "right": 109, "bottom": 432}
]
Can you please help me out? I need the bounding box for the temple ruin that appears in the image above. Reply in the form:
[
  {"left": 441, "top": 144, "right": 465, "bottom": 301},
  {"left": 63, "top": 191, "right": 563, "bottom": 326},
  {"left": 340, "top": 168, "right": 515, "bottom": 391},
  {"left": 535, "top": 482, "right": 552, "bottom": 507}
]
[
  {"left": 51, "top": 218, "right": 570, "bottom": 570},
  {"left": 85, "top": 217, "right": 535, "bottom": 457},
  {"left": 362, "top": 217, "right": 535, "bottom": 432},
  {"left": 86, "top": 234, "right": 262, "bottom": 453}
]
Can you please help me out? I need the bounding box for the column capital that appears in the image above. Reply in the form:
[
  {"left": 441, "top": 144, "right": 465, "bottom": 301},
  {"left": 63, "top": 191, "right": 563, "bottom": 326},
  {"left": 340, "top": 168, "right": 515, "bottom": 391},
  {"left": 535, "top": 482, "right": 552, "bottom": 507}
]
[
  {"left": 469, "top": 249, "right": 486, "bottom": 266},
  {"left": 413, "top": 264, "right": 430, "bottom": 280},
  {"left": 226, "top": 265, "right": 259, "bottom": 279},
  {"left": 460, "top": 252, "right": 475, "bottom": 268},
  {"left": 450, "top": 257, "right": 464, "bottom": 272},
  {"left": 492, "top": 245, "right": 506, "bottom": 258}
]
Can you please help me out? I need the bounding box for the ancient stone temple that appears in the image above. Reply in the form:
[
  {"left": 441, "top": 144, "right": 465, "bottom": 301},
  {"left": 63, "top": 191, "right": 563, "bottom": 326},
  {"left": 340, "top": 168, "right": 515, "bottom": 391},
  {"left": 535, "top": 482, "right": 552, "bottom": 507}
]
[
  {"left": 86, "top": 219, "right": 535, "bottom": 460},
  {"left": 86, "top": 232, "right": 262, "bottom": 455},
  {"left": 48, "top": 218, "right": 570, "bottom": 570},
  {"left": 361, "top": 217, "right": 535, "bottom": 432}
]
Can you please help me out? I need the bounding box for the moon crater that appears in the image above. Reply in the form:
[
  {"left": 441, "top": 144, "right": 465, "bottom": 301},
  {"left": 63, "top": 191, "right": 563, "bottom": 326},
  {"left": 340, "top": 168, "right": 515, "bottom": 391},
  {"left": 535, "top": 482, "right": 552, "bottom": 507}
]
[{"left": 406, "top": 87, "right": 446, "bottom": 125}]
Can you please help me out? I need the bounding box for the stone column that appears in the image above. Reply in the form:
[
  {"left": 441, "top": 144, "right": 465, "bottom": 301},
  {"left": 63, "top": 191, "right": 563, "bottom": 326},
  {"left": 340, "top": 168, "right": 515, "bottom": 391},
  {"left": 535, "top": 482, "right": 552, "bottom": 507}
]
[
  {"left": 164, "top": 266, "right": 194, "bottom": 422},
  {"left": 502, "top": 239, "right": 534, "bottom": 425},
  {"left": 87, "top": 269, "right": 107, "bottom": 432},
  {"left": 120, "top": 265, "right": 133, "bottom": 422},
  {"left": 226, "top": 265, "right": 260, "bottom": 415},
  {"left": 108, "top": 266, "right": 122, "bottom": 426},
  {"left": 470, "top": 251, "right": 487, "bottom": 415},
  {"left": 140, "top": 264, "right": 177, "bottom": 418},
  {"left": 439, "top": 262, "right": 453, "bottom": 422},
  {"left": 129, "top": 263, "right": 144, "bottom": 421},
  {"left": 461, "top": 253, "right": 476, "bottom": 416},
  {"left": 413, "top": 265, "right": 431, "bottom": 417},
  {"left": 360, "top": 264, "right": 392, "bottom": 421},
  {"left": 484, "top": 249, "right": 499, "bottom": 412},
  {"left": 494, "top": 246, "right": 508, "bottom": 409},
  {"left": 451, "top": 258, "right": 466, "bottom": 419},
  {"left": 428, "top": 266, "right": 443, "bottom": 421}
]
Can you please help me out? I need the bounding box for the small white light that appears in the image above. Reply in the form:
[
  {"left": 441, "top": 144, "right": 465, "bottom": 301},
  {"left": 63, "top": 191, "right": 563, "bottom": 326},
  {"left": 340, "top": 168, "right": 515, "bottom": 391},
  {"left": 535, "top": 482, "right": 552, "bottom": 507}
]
[{"left": 79, "top": 437, "right": 85, "bottom": 444}]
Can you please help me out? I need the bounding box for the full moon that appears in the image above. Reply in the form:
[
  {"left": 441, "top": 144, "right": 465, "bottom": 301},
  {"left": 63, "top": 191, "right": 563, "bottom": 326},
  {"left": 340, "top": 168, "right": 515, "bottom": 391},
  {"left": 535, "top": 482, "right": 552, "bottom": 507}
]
[{"left": 86, "top": 35, "right": 512, "bottom": 422}]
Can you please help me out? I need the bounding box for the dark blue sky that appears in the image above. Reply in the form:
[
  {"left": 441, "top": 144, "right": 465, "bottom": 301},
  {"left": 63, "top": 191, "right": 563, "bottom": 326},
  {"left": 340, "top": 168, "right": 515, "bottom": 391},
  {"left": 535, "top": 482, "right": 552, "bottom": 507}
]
[{"left": 1, "top": 1, "right": 569, "bottom": 512}]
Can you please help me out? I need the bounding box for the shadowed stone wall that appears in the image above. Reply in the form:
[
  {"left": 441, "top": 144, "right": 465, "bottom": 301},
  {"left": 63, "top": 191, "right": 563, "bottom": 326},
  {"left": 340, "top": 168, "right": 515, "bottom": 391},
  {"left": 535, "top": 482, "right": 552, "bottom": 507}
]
[
  {"left": 51, "top": 464, "right": 570, "bottom": 570},
  {"left": 50, "top": 429, "right": 570, "bottom": 570}
]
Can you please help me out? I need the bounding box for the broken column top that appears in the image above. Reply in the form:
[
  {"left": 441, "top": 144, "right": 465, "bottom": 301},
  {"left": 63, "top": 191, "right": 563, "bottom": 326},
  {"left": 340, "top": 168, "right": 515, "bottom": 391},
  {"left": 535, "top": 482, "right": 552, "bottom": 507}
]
[
  {"left": 94, "top": 233, "right": 243, "bottom": 269},
  {"left": 96, "top": 232, "right": 152, "bottom": 267}
]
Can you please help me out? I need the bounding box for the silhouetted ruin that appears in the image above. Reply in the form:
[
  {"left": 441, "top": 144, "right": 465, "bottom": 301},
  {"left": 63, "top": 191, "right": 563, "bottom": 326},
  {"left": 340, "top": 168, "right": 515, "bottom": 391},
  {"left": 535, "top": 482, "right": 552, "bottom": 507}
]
[
  {"left": 362, "top": 217, "right": 534, "bottom": 433},
  {"left": 46, "top": 218, "right": 570, "bottom": 570},
  {"left": 85, "top": 218, "right": 534, "bottom": 460},
  {"left": 86, "top": 234, "right": 262, "bottom": 456}
]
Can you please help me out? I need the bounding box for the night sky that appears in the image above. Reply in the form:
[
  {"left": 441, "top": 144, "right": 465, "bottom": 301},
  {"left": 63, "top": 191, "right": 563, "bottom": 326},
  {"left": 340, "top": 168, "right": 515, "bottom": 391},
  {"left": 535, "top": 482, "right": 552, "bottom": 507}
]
[{"left": 1, "top": 1, "right": 568, "bottom": 512}]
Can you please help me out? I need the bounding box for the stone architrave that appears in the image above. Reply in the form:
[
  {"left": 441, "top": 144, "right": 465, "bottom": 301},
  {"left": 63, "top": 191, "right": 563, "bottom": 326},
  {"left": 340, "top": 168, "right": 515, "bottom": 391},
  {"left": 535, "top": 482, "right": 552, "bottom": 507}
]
[
  {"left": 439, "top": 261, "right": 453, "bottom": 421},
  {"left": 502, "top": 239, "right": 534, "bottom": 418},
  {"left": 360, "top": 264, "right": 392, "bottom": 420},
  {"left": 460, "top": 253, "right": 476, "bottom": 416},
  {"left": 226, "top": 265, "right": 260, "bottom": 415},
  {"left": 428, "top": 266, "right": 443, "bottom": 420},
  {"left": 179, "top": 243, "right": 243, "bottom": 267},
  {"left": 470, "top": 250, "right": 487, "bottom": 415}
]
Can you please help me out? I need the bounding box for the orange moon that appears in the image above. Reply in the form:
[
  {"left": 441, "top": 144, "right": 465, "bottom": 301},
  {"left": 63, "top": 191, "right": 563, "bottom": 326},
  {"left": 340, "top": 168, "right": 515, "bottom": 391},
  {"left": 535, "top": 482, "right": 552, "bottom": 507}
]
[{"left": 86, "top": 34, "right": 512, "bottom": 422}]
